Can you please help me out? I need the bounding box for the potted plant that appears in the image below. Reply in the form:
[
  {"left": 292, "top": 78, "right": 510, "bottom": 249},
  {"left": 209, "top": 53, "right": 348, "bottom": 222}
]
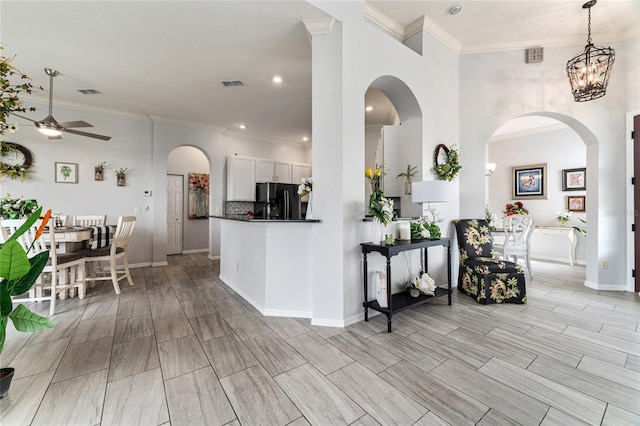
[
  {"left": 0, "top": 207, "right": 55, "bottom": 398},
  {"left": 396, "top": 163, "right": 418, "bottom": 194},
  {"left": 115, "top": 167, "right": 127, "bottom": 186},
  {"left": 94, "top": 161, "right": 106, "bottom": 181}
]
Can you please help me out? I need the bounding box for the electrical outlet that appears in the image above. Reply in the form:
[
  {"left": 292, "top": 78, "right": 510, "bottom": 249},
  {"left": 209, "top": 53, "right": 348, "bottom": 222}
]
[{"left": 601, "top": 260, "right": 608, "bottom": 269}]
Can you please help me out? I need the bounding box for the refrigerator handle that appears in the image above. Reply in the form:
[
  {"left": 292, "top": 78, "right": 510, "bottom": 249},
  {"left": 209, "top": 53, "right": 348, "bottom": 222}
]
[{"left": 284, "top": 191, "right": 290, "bottom": 219}]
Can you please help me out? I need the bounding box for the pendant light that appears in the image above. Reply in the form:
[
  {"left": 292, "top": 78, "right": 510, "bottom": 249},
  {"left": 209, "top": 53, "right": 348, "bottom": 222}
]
[{"left": 566, "top": 0, "right": 615, "bottom": 102}]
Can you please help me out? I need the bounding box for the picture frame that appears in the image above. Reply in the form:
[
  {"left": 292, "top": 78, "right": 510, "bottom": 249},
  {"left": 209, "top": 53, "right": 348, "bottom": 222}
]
[
  {"left": 562, "top": 167, "right": 586, "bottom": 191},
  {"left": 55, "top": 162, "right": 78, "bottom": 183},
  {"left": 567, "top": 195, "right": 586, "bottom": 212},
  {"left": 512, "top": 163, "right": 547, "bottom": 199}
]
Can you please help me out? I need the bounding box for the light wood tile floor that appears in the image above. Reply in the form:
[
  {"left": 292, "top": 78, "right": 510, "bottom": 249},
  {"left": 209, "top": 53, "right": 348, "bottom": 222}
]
[{"left": 1, "top": 255, "right": 639, "bottom": 426}]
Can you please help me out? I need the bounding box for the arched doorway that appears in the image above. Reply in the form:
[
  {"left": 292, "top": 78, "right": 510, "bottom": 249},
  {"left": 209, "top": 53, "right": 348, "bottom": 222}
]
[
  {"left": 167, "top": 146, "right": 211, "bottom": 255},
  {"left": 485, "top": 112, "right": 597, "bottom": 280}
]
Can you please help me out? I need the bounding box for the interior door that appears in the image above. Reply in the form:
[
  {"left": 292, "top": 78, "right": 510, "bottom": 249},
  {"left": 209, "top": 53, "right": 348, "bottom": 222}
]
[
  {"left": 634, "top": 115, "right": 640, "bottom": 292},
  {"left": 167, "top": 174, "right": 183, "bottom": 255}
]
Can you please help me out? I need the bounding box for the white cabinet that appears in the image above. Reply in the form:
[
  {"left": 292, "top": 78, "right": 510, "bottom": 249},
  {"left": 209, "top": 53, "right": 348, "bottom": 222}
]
[
  {"left": 227, "top": 156, "right": 256, "bottom": 201},
  {"left": 256, "top": 159, "right": 293, "bottom": 183},
  {"left": 291, "top": 162, "right": 312, "bottom": 185}
]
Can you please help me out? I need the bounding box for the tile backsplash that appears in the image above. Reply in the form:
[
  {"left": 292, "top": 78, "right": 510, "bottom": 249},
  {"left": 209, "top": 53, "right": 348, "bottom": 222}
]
[{"left": 225, "top": 201, "right": 253, "bottom": 215}]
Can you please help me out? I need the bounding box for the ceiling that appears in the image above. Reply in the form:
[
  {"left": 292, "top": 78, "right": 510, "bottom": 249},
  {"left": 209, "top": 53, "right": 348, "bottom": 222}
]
[{"left": 2, "top": 1, "right": 638, "bottom": 144}]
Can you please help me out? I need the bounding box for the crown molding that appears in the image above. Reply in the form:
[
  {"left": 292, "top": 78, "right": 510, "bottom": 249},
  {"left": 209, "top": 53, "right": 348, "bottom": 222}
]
[
  {"left": 303, "top": 16, "right": 335, "bottom": 37},
  {"left": 224, "top": 129, "right": 309, "bottom": 148},
  {"left": 364, "top": 3, "right": 404, "bottom": 41},
  {"left": 405, "top": 15, "right": 463, "bottom": 54},
  {"left": 489, "top": 123, "right": 568, "bottom": 142}
]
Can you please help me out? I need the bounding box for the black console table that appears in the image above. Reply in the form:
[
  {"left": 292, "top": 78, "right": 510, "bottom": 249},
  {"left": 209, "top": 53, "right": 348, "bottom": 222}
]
[{"left": 361, "top": 238, "right": 452, "bottom": 332}]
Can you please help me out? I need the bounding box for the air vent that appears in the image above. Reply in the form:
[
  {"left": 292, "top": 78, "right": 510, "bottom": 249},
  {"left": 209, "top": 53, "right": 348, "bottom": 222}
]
[
  {"left": 221, "top": 80, "right": 245, "bottom": 87},
  {"left": 77, "top": 89, "right": 101, "bottom": 95}
]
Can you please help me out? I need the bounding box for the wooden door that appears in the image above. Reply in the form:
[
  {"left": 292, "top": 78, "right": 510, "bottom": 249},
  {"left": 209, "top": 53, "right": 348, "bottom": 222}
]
[
  {"left": 634, "top": 114, "right": 640, "bottom": 292},
  {"left": 167, "top": 174, "right": 183, "bottom": 255}
]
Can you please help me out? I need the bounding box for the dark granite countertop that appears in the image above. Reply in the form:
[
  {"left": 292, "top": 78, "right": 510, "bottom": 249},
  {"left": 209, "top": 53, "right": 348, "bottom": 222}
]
[{"left": 211, "top": 215, "right": 320, "bottom": 223}]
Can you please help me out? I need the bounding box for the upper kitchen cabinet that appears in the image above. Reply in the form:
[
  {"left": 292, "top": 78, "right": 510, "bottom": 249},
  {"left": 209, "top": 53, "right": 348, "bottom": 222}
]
[
  {"left": 256, "top": 159, "right": 293, "bottom": 183},
  {"left": 291, "top": 162, "right": 311, "bottom": 185},
  {"left": 227, "top": 156, "right": 256, "bottom": 201}
]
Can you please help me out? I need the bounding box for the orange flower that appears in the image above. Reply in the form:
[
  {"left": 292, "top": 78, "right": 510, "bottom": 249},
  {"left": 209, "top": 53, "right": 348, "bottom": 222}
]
[{"left": 35, "top": 209, "right": 52, "bottom": 239}]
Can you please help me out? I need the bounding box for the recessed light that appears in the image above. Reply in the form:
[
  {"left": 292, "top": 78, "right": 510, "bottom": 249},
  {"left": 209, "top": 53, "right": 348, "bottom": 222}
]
[
  {"left": 302, "top": 136, "right": 308, "bottom": 141},
  {"left": 238, "top": 124, "right": 246, "bottom": 129},
  {"left": 447, "top": 4, "right": 462, "bottom": 15},
  {"left": 272, "top": 76, "right": 283, "bottom": 83},
  {"left": 365, "top": 106, "right": 374, "bottom": 112}
]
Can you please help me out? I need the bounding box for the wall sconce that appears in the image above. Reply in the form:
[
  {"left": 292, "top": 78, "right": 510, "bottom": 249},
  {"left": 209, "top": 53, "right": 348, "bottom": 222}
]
[{"left": 485, "top": 163, "right": 497, "bottom": 176}]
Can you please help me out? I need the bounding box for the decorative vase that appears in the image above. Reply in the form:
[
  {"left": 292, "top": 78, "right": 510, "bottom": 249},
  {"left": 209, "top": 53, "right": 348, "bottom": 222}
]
[
  {"left": 0, "top": 367, "right": 14, "bottom": 399},
  {"left": 305, "top": 192, "right": 313, "bottom": 220},
  {"left": 404, "top": 177, "right": 412, "bottom": 195},
  {"left": 94, "top": 167, "right": 103, "bottom": 181},
  {"left": 117, "top": 175, "right": 125, "bottom": 186}
]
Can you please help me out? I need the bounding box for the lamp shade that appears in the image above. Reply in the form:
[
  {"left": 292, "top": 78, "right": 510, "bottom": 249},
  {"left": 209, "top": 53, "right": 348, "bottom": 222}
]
[{"left": 411, "top": 181, "right": 449, "bottom": 203}]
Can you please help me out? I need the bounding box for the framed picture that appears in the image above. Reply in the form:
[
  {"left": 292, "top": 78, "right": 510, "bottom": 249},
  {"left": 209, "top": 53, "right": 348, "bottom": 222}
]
[
  {"left": 567, "top": 195, "right": 586, "bottom": 212},
  {"left": 562, "top": 167, "right": 586, "bottom": 191},
  {"left": 512, "top": 163, "right": 547, "bottom": 199},
  {"left": 55, "top": 162, "right": 78, "bottom": 183}
]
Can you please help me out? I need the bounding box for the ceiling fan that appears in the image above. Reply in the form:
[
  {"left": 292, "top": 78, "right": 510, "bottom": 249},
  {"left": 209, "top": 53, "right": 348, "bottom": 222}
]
[{"left": 12, "top": 68, "right": 111, "bottom": 141}]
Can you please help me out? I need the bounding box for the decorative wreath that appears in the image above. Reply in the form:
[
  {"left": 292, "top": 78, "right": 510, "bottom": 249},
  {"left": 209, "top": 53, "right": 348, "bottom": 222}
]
[
  {"left": 433, "top": 143, "right": 461, "bottom": 182},
  {"left": 0, "top": 142, "right": 33, "bottom": 181}
]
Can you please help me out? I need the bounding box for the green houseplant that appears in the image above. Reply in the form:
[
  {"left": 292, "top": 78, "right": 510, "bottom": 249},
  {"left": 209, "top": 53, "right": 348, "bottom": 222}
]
[{"left": 0, "top": 207, "right": 55, "bottom": 398}]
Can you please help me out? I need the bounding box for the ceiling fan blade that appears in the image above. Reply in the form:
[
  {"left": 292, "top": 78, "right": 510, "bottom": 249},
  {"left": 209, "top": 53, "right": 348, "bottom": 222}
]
[
  {"left": 63, "top": 127, "right": 111, "bottom": 141},
  {"left": 57, "top": 120, "right": 93, "bottom": 128},
  {"left": 9, "top": 112, "right": 39, "bottom": 124}
]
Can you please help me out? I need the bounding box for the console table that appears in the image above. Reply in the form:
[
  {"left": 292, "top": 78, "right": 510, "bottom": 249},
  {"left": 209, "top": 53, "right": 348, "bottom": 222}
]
[
  {"left": 361, "top": 238, "right": 452, "bottom": 332},
  {"left": 533, "top": 227, "right": 577, "bottom": 265}
]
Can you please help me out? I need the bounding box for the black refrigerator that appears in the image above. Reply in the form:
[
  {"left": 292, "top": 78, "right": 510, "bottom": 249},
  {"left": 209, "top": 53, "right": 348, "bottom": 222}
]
[{"left": 255, "top": 182, "right": 302, "bottom": 219}]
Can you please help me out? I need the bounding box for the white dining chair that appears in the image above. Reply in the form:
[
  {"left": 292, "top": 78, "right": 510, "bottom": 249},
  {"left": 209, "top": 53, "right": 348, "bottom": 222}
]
[
  {"left": 77, "top": 216, "right": 136, "bottom": 294},
  {"left": 494, "top": 214, "right": 535, "bottom": 277},
  {"left": 1, "top": 218, "right": 86, "bottom": 315},
  {"left": 73, "top": 215, "right": 107, "bottom": 226}
]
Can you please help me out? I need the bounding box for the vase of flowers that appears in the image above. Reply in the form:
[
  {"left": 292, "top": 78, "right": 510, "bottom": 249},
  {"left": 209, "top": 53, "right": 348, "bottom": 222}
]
[
  {"left": 556, "top": 211, "right": 571, "bottom": 227},
  {"left": 0, "top": 194, "right": 39, "bottom": 219},
  {"left": 94, "top": 161, "right": 106, "bottom": 181},
  {"left": 396, "top": 164, "right": 418, "bottom": 195},
  {"left": 504, "top": 201, "right": 528, "bottom": 216},
  {"left": 297, "top": 177, "right": 313, "bottom": 219}
]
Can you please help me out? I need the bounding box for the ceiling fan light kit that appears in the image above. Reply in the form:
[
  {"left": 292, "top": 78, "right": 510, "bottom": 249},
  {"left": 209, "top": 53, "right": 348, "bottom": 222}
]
[
  {"left": 566, "top": 0, "right": 615, "bottom": 102},
  {"left": 12, "top": 68, "right": 112, "bottom": 141}
]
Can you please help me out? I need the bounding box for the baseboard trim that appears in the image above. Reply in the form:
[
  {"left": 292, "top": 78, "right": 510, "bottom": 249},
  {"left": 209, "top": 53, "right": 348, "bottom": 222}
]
[
  {"left": 532, "top": 255, "right": 585, "bottom": 266},
  {"left": 219, "top": 274, "right": 265, "bottom": 314},
  {"left": 263, "top": 309, "right": 312, "bottom": 318},
  {"left": 310, "top": 317, "right": 346, "bottom": 328},
  {"left": 151, "top": 261, "right": 169, "bottom": 267},
  {"left": 584, "top": 280, "right": 628, "bottom": 292},
  {"left": 208, "top": 255, "right": 220, "bottom": 261},
  {"left": 182, "top": 249, "right": 209, "bottom": 254}
]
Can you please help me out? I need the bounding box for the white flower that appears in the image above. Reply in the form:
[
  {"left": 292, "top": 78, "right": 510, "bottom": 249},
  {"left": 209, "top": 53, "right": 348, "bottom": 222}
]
[
  {"left": 414, "top": 273, "right": 436, "bottom": 295},
  {"left": 420, "top": 228, "right": 431, "bottom": 239},
  {"left": 297, "top": 176, "right": 312, "bottom": 195}
]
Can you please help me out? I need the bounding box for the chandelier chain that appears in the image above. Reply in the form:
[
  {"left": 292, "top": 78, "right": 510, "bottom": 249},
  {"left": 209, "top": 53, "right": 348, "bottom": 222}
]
[{"left": 587, "top": 6, "right": 592, "bottom": 45}]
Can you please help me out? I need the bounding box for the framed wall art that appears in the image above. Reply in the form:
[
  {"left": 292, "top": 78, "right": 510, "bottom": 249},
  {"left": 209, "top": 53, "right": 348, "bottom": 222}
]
[
  {"left": 55, "top": 162, "right": 78, "bottom": 183},
  {"left": 567, "top": 195, "right": 586, "bottom": 212},
  {"left": 512, "top": 163, "right": 547, "bottom": 199},
  {"left": 562, "top": 167, "right": 586, "bottom": 191}
]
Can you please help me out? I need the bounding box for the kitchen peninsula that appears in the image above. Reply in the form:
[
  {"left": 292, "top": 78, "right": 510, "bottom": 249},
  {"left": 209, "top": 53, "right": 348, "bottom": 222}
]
[{"left": 212, "top": 215, "right": 320, "bottom": 318}]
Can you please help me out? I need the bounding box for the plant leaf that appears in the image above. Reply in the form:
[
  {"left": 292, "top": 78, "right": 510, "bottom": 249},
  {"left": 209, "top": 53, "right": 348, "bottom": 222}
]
[
  {"left": 3, "top": 206, "right": 42, "bottom": 244},
  {"left": 0, "top": 240, "right": 30, "bottom": 280},
  {"left": 0, "top": 316, "right": 7, "bottom": 355},
  {"left": 11, "top": 251, "right": 48, "bottom": 295},
  {"left": 0, "top": 284, "right": 12, "bottom": 316},
  {"left": 8, "top": 304, "right": 54, "bottom": 332}
]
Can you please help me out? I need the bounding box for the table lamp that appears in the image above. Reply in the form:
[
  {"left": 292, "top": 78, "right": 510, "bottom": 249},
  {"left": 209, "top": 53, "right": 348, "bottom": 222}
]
[{"left": 411, "top": 180, "right": 449, "bottom": 235}]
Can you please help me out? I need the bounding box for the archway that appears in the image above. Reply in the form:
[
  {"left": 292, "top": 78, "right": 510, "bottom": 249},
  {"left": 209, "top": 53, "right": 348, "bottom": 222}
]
[
  {"left": 167, "top": 146, "right": 211, "bottom": 255},
  {"left": 485, "top": 112, "right": 597, "bottom": 281},
  {"left": 365, "top": 75, "right": 423, "bottom": 219}
]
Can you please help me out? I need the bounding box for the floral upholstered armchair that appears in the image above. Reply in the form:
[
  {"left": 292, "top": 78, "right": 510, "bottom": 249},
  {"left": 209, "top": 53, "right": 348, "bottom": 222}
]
[{"left": 453, "top": 219, "right": 526, "bottom": 304}]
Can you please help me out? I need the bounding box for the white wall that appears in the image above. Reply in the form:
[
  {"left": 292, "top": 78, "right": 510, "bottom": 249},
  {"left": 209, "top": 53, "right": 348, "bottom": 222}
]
[
  {"left": 488, "top": 126, "right": 587, "bottom": 263},
  {"left": 1, "top": 102, "right": 154, "bottom": 267},
  {"left": 167, "top": 146, "right": 209, "bottom": 252}
]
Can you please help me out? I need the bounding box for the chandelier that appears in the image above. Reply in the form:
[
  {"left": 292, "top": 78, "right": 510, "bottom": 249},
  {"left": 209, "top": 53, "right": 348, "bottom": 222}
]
[{"left": 566, "top": 0, "right": 615, "bottom": 102}]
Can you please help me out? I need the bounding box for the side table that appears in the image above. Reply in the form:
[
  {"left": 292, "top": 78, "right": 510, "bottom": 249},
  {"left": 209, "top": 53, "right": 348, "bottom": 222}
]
[{"left": 361, "top": 238, "right": 452, "bottom": 332}]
